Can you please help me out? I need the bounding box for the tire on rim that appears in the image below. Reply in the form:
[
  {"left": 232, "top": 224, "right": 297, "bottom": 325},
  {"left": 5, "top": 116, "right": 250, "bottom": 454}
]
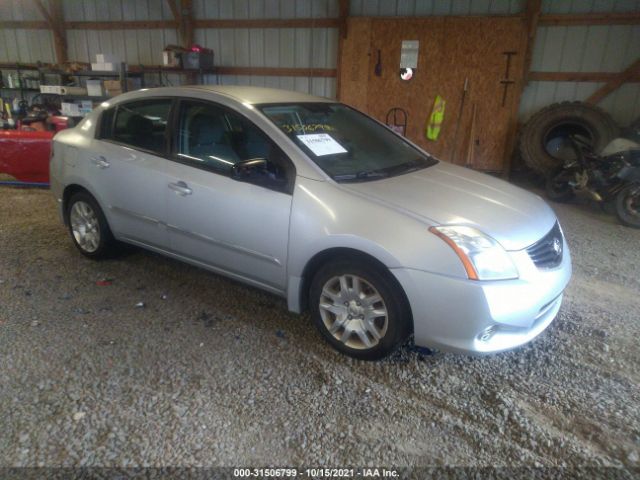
[
  {"left": 65, "top": 191, "right": 117, "bottom": 258},
  {"left": 519, "top": 102, "right": 619, "bottom": 176},
  {"left": 545, "top": 167, "right": 576, "bottom": 203},
  {"left": 309, "top": 259, "right": 411, "bottom": 360},
  {"left": 615, "top": 184, "right": 640, "bottom": 229}
]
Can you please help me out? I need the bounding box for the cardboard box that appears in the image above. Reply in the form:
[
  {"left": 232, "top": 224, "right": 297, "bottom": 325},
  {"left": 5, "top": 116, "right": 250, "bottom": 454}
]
[
  {"left": 104, "top": 79, "right": 137, "bottom": 97},
  {"left": 103, "top": 79, "right": 121, "bottom": 96},
  {"left": 96, "top": 53, "right": 119, "bottom": 64},
  {"left": 86, "top": 79, "right": 103, "bottom": 97},
  {"left": 163, "top": 50, "right": 181, "bottom": 67},
  {"left": 91, "top": 62, "right": 121, "bottom": 72}
]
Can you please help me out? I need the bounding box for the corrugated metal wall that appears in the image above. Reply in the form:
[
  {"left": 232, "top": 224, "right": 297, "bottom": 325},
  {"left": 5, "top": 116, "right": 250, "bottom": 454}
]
[
  {"left": 521, "top": 0, "right": 640, "bottom": 126},
  {"left": 349, "top": 0, "right": 524, "bottom": 15},
  {"left": 193, "top": 0, "right": 338, "bottom": 97},
  {"left": 0, "top": 0, "right": 638, "bottom": 124},
  {"left": 0, "top": 0, "right": 56, "bottom": 63}
]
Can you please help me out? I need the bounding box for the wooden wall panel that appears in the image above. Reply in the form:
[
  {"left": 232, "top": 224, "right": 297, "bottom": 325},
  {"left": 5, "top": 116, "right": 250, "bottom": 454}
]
[{"left": 338, "top": 16, "right": 527, "bottom": 172}]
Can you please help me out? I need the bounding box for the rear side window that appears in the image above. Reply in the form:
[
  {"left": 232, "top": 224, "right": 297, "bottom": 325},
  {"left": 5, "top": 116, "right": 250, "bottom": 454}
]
[
  {"left": 98, "top": 108, "right": 115, "bottom": 138},
  {"left": 106, "top": 99, "right": 172, "bottom": 155}
]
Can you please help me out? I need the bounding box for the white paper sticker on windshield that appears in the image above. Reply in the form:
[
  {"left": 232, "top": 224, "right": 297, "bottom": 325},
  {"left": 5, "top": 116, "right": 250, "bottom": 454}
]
[{"left": 296, "top": 133, "right": 347, "bottom": 156}]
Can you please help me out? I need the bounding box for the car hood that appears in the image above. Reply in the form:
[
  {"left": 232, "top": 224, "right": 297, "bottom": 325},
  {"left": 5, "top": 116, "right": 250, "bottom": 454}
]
[{"left": 341, "top": 161, "right": 557, "bottom": 251}]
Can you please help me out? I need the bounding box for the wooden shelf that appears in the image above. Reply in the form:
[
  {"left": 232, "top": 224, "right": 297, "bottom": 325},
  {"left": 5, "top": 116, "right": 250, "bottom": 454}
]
[
  {"left": 39, "top": 93, "right": 110, "bottom": 101},
  {"left": 133, "top": 65, "right": 218, "bottom": 74},
  {"left": 0, "top": 63, "right": 42, "bottom": 71},
  {"left": 0, "top": 87, "right": 40, "bottom": 91},
  {"left": 73, "top": 70, "right": 142, "bottom": 77}
]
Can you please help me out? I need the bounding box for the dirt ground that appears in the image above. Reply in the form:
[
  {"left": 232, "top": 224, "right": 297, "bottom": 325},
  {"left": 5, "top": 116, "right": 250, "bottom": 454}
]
[{"left": 0, "top": 185, "right": 638, "bottom": 475}]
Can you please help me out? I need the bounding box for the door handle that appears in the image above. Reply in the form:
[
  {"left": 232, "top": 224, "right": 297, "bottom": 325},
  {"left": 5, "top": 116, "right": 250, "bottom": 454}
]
[
  {"left": 91, "top": 156, "right": 110, "bottom": 169},
  {"left": 168, "top": 181, "right": 193, "bottom": 196}
]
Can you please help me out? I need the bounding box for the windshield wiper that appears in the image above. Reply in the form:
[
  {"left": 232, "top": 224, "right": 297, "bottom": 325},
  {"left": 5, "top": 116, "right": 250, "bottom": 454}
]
[{"left": 333, "top": 170, "right": 390, "bottom": 182}]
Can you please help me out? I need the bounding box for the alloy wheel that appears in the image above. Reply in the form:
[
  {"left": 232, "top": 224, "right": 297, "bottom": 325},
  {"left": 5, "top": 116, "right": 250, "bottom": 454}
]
[
  {"left": 319, "top": 274, "right": 388, "bottom": 350},
  {"left": 70, "top": 201, "right": 101, "bottom": 253}
]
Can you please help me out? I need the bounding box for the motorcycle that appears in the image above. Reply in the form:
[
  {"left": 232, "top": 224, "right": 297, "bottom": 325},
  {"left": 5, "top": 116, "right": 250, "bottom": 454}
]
[{"left": 545, "top": 132, "right": 640, "bottom": 228}]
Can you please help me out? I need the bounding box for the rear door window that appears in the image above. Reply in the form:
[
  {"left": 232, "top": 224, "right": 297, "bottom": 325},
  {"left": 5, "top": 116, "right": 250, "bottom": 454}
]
[{"left": 108, "top": 99, "right": 173, "bottom": 155}]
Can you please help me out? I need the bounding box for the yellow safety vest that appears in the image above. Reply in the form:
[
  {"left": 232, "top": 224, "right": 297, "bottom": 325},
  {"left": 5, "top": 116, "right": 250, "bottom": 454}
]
[{"left": 426, "top": 95, "right": 445, "bottom": 141}]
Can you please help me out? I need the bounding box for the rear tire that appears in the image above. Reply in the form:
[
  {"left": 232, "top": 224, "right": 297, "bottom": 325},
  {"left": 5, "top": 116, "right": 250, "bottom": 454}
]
[
  {"left": 65, "top": 192, "right": 118, "bottom": 259},
  {"left": 615, "top": 184, "right": 640, "bottom": 229},
  {"left": 309, "top": 259, "right": 411, "bottom": 360}
]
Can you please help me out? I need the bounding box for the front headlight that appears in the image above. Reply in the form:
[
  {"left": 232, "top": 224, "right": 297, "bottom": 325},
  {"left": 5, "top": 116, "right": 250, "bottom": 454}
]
[{"left": 430, "top": 225, "right": 518, "bottom": 281}]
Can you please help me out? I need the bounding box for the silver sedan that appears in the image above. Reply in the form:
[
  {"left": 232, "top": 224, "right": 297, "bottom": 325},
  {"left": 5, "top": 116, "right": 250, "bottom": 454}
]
[{"left": 50, "top": 86, "right": 571, "bottom": 360}]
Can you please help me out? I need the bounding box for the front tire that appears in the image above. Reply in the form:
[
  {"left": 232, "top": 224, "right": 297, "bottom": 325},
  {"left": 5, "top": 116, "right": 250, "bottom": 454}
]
[
  {"left": 66, "top": 192, "right": 117, "bottom": 258},
  {"left": 615, "top": 184, "right": 640, "bottom": 228},
  {"left": 309, "top": 260, "right": 411, "bottom": 360}
]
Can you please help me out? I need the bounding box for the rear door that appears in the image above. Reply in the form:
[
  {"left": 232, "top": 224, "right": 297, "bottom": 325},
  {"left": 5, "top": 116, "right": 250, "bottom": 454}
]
[
  {"left": 90, "top": 98, "right": 174, "bottom": 249},
  {"left": 164, "top": 99, "right": 295, "bottom": 292}
]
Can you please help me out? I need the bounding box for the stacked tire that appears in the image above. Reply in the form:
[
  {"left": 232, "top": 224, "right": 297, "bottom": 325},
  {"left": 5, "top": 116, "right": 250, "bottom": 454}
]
[{"left": 519, "top": 101, "right": 619, "bottom": 176}]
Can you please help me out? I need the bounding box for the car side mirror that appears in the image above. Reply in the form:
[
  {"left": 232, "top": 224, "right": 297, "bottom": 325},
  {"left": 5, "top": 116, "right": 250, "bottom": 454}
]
[{"left": 231, "top": 158, "right": 267, "bottom": 180}]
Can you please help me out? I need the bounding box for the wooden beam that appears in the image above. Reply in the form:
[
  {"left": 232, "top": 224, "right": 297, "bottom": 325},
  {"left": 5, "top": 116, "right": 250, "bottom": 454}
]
[
  {"left": 50, "top": 0, "right": 67, "bottom": 64},
  {"left": 0, "top": 62, "right": 42, "bottom": 70},
  {"left": 0, "top": 61, "right": 336, "bottom": 78},
  {"left": 65, "top": 20, "right": 178, "bottom": 30},
  {"left": 31, "top": 0, "right": 55, "bottom": 26},
  {"left": 180, "top": 0, "right": 194, "bottom": 47},
  {"left": 0, "top": 20, "right": 49, "bottom": 28},
  {"left": 166, "top": 0, "right": 180, "bottom": 22},
  {"left": 5, "top": 12, "right": 639, "bottom": 31},
  {"left": 338, "top": 0, "right": 349, "bottom": 38},
  {"left": 539, "top": 12, "right": 640, "bottom": 26},
  {"left": 137, "top": 65, "right": 336, "bottom": 77},
  {"left": 335, "top": 0, "right": 349, "bottom": 99},
  {"left": 529, "top": 71, "right": 640, "bottom": 82},
  {"left": 178, "top": 0, "right": 195, "bottom": 82},
  {"left": 30, "top": 0, "right": 67, "bottom": 63},
  {"left": 586, "top": 58, "right": 640, "bottom": 104},
  {"left": 521, "top": 0, "right": 541, "bottom": 84},
  {"left": 502, "top": 0, "right": 542, "bottom": 179},
  {"left": 1, "top": 18, "right": 343, "bottom": 30},
  {"left": 194, "top": 18, "right": 341, "bottom": 29},
  {"left": 215, "top": 66, "right": 337, "bottom": 77}
]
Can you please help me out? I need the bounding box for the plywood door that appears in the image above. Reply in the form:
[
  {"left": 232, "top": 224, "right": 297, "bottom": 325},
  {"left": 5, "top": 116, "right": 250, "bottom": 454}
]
[{"left": 339, "top": 16, "right": 526, "bottom": 172}]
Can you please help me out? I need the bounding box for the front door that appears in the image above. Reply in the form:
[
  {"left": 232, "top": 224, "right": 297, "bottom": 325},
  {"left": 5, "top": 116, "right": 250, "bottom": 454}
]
[{"left": 165, "top": 100, "right": 294, "bottom": 292}]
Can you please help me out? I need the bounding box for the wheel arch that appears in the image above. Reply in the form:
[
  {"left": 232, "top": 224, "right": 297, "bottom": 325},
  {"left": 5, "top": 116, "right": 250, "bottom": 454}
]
[
  {"left": 62, "top": 184, "right": 96, "bottom": 224},
  {"left": 294, "top": 247, "right": 414, "bottom": 333}
]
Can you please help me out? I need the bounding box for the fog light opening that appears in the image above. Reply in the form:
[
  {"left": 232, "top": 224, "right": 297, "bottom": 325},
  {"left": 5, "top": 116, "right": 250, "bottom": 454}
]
[{"left": 478, "top": 325, "right": 497, "bottom": 342}]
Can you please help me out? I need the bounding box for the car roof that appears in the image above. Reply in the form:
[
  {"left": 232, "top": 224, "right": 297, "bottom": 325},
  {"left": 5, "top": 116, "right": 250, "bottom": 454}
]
[{"left": 129, "top": 85, "right": 334, "bottom": 105}]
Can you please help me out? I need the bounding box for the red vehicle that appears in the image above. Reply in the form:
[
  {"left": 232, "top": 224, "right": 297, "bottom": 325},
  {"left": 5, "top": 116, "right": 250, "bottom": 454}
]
[
  {"left": 0, "top": 116, "right": 71, "bottom": 184},
  {"left": 0, "top": 130, "right": 54, "bottom": 183}
]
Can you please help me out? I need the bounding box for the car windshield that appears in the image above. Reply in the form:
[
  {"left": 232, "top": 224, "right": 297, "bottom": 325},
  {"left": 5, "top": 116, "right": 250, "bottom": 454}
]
[{"left": 258, "top": 103, "right": 437, "bottom": 182}]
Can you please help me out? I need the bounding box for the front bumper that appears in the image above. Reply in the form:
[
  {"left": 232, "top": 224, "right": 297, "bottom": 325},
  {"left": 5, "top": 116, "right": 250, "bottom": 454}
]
[{"left": 392, "top": 238, "right": 572, "bottom": 354}]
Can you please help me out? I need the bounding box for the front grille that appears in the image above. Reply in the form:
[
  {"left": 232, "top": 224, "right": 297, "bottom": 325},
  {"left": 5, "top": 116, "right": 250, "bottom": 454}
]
[{"left": 526, "top": 222, "right": 563, "bottom": 269}]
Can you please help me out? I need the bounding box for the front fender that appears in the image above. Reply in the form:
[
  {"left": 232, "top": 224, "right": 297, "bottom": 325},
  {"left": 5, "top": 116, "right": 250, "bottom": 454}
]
[{"left": 286, "top": 178, "right": 467, "bottom": 311}]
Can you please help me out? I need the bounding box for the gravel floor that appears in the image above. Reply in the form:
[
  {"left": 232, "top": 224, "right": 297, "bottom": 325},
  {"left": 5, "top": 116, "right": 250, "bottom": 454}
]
[{"left": 0, "top": 185, "right": 639, "bottom": 471}]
